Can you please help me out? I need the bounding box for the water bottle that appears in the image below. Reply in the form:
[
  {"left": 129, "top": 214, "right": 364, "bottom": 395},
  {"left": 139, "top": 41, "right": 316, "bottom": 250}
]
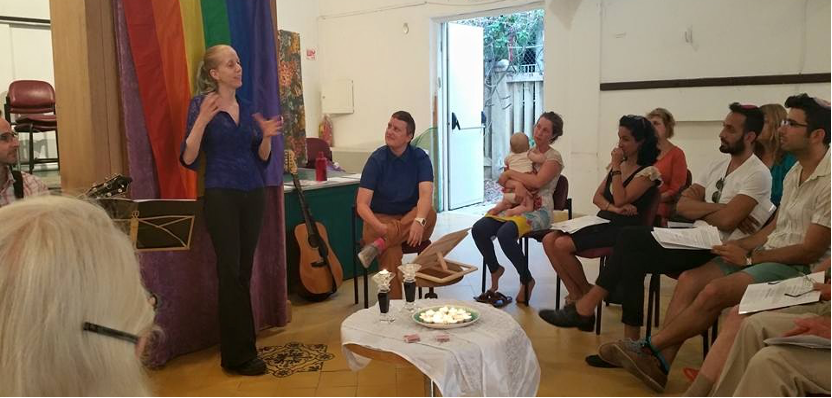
[{"left": 315, "top": 151, "right": 327, "bottom": 181}]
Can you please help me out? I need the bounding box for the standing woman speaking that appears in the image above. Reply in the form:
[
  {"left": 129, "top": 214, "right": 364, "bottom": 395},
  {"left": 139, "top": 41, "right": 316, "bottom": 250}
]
[{"left": 180, "top": 44, "right": 282, "bottom": 376}]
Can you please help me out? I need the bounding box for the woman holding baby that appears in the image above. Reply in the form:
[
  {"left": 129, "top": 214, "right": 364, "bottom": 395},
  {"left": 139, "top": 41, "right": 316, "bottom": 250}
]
[{"left": 472, "top": 112, "right": 564, "bottom": 307}]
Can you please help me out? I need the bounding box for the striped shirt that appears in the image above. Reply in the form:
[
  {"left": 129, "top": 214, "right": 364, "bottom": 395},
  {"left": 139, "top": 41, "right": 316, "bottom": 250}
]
[
  {"left": 0, "top": 167, "right": 49, "bottom": 207},
  {"left": 763, "top": 149, "right": 831, "bottom": 268}
]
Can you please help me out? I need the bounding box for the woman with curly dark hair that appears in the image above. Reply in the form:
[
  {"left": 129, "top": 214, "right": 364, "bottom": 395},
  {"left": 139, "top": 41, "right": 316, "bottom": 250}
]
[{"left": 538, "top": 115, "right": 661, "bottom": 314}]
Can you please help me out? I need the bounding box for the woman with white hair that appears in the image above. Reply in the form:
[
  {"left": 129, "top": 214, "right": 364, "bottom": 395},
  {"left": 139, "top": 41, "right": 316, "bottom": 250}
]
[{"left": 0, "top": 196, "right": 155, "bottom": 396}]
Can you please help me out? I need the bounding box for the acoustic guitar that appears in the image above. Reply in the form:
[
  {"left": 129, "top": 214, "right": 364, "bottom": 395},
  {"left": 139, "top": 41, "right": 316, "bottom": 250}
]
[{"left": 285, "top": 150, "right": 343, "bottom": 300}]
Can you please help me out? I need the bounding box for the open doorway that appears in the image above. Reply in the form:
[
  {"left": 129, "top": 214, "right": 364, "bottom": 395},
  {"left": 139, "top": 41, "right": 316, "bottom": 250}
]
[{"left": 438, "top": 9, "right": 545, "bottom": 213}]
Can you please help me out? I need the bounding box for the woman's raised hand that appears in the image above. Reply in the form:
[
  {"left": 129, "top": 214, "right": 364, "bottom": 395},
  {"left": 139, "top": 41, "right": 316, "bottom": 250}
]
[
  {"left": 197, "top": 93, "right": 220, "bottom": 124},
  {"left": 610, "top": 147, "right": 625, "bottom": 165},
  {"left": 253, "top": 113, "right": 284, "bottom": 138}
]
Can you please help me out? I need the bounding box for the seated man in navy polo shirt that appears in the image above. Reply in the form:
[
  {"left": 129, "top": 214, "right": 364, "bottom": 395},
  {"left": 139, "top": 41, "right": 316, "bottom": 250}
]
[{"left": 356, "top": 110, "right": 436, "bottom": 299}]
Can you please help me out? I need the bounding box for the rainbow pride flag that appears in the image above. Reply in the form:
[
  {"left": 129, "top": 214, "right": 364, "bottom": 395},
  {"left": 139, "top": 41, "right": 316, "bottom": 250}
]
[{"left": 122, "top": 0, "right": 282, "bottom": 199}]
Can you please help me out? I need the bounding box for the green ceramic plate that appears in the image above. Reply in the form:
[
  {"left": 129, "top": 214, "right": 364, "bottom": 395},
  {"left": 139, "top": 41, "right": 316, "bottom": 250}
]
[{"left": 412, "top": 305, "right": 481, "bottom": 329}]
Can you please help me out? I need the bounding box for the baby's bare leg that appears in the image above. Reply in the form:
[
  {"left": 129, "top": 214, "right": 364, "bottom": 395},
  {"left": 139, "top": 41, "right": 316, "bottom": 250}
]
[
  {"left": 503, "top": 196, "right": 534, "bottom": 216},
  {"left": 504, "top": 179, "right": 529, "bottom": 202},
  {"left": 487, "top": 198, "right": 513, "bottom": 215}
]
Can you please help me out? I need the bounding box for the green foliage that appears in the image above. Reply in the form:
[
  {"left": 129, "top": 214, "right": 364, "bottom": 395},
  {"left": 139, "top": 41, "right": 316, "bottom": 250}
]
[{"left": 456, "top": 10, "right": 543, "bottom": 64}]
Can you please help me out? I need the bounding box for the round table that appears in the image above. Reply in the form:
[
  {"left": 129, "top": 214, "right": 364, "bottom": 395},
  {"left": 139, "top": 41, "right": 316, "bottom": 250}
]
[{"left": 340, "top": 299, "right": 540, "bottom": 397}]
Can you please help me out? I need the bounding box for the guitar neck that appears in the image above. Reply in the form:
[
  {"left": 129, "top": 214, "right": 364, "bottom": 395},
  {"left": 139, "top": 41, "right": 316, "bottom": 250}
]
[
  {"left": 292, "top": 174, "right": 325, "bottom": 242},
  {"left": 84, "top": 175, "right": 132, "bottom": 199}
]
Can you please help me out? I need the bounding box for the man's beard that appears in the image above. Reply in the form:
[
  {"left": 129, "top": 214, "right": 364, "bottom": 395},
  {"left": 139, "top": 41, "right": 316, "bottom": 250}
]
[{"left": 719, "top": 138, "right": 745, "bottom": 155}]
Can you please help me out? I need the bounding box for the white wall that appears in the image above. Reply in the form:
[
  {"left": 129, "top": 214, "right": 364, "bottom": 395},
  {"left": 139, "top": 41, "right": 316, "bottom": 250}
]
[
  {"left": 0, "top": 0, "right": 54, "bottom": 103},
  {"left": 601, "top": 0, "right": 829, "bottom": 81},
  {"left": 543, "top": 0, "right": 601, "bottom": 216},
  {"left": 0, "top": 0, "right": 56, "bottom": 169},
  {"left": 0, "top": 0, "right": 53, "bottom": 100},
  {"left": 276, "top": 0, "right": 322, "bottom": 139},
  {"left": 302, "top": 0, "right": 830, "bottom": 214},
  {"left": 592, "top": 0, "right": 831, "bottom": 214},
  {"left": 316, "top": 0, "right": 544, "bottom": 149},
  {"left": 0, "top": 0, "right": 49, "bottom": 19}
]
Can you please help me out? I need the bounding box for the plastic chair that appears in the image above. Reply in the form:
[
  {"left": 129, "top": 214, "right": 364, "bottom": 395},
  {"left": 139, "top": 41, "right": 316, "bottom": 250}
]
[{"left": 4, "top": 80, "right": 59, "bottom": 173}]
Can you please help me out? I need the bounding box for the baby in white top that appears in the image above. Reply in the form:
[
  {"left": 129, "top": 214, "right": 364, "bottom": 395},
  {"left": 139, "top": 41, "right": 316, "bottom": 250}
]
[{"left": 488, "top": 132, "right": 547, "bottom": 216}]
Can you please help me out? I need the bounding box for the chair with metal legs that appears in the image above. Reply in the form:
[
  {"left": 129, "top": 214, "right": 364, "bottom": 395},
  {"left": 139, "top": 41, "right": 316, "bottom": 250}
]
[{"left": 4, "top": 80, "right": 59, "bottom": 173}]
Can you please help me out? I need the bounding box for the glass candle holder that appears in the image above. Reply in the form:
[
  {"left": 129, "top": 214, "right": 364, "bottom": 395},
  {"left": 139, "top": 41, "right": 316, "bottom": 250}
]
[
  {"left": 398, "top": 263, "right": 421, "bottom": 313},
  {"left": 372, "top": 269, "right": 395, "bottom": 323}
]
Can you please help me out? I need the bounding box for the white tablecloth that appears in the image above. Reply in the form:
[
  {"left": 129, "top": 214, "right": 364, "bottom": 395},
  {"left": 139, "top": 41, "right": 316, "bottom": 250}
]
[{"left": 341, "top": 299, "right": 540, "bottom": 397}]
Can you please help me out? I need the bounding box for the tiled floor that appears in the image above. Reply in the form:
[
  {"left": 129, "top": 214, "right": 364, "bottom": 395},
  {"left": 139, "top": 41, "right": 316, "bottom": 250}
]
[{"left": 149, "top": 209, "right": 707, "bottom": 396}]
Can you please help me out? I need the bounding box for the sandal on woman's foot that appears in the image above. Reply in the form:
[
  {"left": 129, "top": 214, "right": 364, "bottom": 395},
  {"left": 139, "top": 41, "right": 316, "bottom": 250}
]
[
  {"left": 491, "top": 291, "right": 513, "bottom": 308},
  {"left": 474, "top": 290, "right": 494, "bottom": 304}
]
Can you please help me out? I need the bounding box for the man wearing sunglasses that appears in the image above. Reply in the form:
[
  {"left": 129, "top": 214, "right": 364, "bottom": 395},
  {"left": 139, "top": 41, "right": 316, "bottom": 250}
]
[
  {"left": 0, "top": 113, "right": 48, "bottom": 207},
  {"left": 612, "top": 94, "right": 830, "bottom": 392},
  {"left": 678, "top": 102, "right": 772, "bottom": 241}
]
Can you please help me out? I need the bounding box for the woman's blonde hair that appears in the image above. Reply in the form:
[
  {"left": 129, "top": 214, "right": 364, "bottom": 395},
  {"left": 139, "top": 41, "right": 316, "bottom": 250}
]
[
  {"left": 509, "top": 132, "right": 531, "bottom": 154},
  {"left": 758, "top": 103, "right": 788, "bottom": 163},
  {"left": 646, "top": 107, "right": 676, "bottom": 139},
  {"left": 196, "top": 44, "right": 233, "bottom": 95},
  {"left": 0, "top": 196, "right": 155, "bottom": 396}
]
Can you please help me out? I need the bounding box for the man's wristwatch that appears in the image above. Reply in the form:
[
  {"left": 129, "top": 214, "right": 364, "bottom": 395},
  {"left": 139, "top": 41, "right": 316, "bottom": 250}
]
[
  {"left": 414, "top": 217, "right": 426, "bottom": 227},
  {"left": 745, "top": 251, "right": 754, "bottom": 266}
]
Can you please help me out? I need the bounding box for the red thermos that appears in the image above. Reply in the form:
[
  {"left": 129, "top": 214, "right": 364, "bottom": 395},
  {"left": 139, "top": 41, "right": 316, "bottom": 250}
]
[{"left": 315, "top": 152, "right": 327, "bottom": 181}]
